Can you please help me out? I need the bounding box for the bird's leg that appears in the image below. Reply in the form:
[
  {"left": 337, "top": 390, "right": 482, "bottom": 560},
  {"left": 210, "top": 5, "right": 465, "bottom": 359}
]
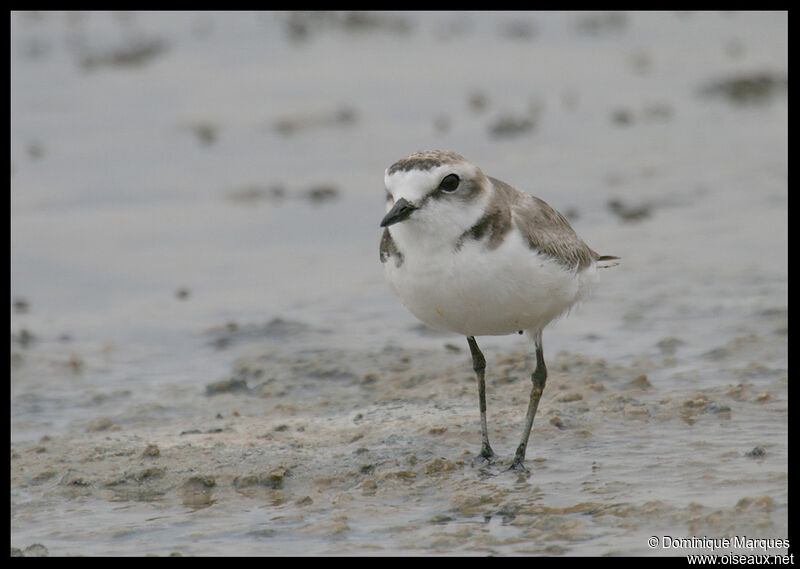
[
  {"left": 510, "top": 331, "right": 547, "bottom": 471},
  {"left": 467, "top": 336, "right": 495, "bottom": 461}
]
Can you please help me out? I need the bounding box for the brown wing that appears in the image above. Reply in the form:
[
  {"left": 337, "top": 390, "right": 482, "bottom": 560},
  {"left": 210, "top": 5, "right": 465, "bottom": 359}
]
[{"left": 489, "top": 177, "right": 599, "bottom": 270}]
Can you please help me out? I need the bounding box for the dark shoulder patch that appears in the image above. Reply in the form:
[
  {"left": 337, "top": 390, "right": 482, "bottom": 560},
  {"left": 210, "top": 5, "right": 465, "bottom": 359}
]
[
  {"left": 380, "top": 228, "right": 404, "bottom": 267},
  {"left": 454, "top": 182, "right": 513, "bottom": 251},
  {"left": 456, "top": 209, "right": 512, "bottom": 252}
]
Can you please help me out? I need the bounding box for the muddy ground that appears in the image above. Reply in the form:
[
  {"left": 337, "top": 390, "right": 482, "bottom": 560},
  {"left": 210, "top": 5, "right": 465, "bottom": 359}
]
[{"left": 11, "top": 313, "right": 788, "bottom": 555}]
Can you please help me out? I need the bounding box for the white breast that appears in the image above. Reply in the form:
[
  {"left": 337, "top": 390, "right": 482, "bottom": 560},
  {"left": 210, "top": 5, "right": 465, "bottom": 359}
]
[{"left": 383, "top": 223, "right": 598, "bottom": 336}]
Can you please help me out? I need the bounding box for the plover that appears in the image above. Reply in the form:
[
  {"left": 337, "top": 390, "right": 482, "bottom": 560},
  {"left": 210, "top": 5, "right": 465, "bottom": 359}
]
[{"left": 379, "top": 150, "right": 618, "bottom": 471}]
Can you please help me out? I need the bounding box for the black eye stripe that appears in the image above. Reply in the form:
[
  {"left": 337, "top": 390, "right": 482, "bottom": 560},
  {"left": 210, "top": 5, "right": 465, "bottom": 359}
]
[{"left": 438, "top": 173, "right": 460, "bottom": 193}]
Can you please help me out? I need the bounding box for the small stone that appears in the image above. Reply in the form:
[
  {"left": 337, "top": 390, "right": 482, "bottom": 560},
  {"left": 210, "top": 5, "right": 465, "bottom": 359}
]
[
  {"left": 86, "top": 417, "right": 114, "bottom": 432},
  {"left": 745, "top": 446, "right": 766, "bottom": 458},
  {"left": 142, "top": 443, "right": 160, "bottom": 457},
  {"left": 629, "top": 374, "right": 652, "bottom": 390},
  {"left": 23, "top": 544, "right": 49, "bottom": 557}
]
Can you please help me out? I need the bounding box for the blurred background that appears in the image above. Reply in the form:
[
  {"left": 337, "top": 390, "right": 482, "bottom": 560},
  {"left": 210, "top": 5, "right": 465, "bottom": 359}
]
[{"left": 11, "top": 11, "right": 787, "bottom": 556}]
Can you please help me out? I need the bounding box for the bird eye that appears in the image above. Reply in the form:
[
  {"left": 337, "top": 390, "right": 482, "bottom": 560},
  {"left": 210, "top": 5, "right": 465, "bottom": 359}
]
[{"left": 439, "top": 174, "right": 460, "bottom": 193}]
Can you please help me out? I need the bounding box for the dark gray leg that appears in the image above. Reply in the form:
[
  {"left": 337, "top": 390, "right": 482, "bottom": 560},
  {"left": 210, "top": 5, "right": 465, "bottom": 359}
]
[
  {"left": 467, "top": 336, "right": 494, "bottom": 460},
  {"left": 510, "top": 331, "right": 547, "bottom": 471}
]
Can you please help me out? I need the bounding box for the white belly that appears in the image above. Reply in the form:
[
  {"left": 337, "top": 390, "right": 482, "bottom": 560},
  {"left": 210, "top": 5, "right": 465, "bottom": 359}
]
[{"left": 383, "top": 229, "right": 598, "bottom": 336}]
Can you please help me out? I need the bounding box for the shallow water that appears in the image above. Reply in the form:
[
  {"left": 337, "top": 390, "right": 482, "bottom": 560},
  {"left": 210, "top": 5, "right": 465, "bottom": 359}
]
[{"left": 11, "top": 11, "right": 787, "bottom": 556}]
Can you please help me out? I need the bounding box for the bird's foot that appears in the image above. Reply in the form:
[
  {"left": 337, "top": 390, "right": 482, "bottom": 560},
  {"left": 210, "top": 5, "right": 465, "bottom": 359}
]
[
  {"left": 508, "top": 447, "right": 531, "bottom": 474},
  {"left": 475, "top": 445, "right": 496, "bottom": 465}
]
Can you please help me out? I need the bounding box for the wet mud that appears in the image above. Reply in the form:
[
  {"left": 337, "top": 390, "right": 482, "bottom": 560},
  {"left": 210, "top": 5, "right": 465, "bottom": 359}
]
[{"left": 11, "top": 315, "right": 788, "bottom": 555}]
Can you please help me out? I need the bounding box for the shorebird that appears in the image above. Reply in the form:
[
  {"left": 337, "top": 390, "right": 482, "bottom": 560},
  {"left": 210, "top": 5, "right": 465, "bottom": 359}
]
[{"left": 379, "top": 150, "right": 618, "bottom": 470}]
